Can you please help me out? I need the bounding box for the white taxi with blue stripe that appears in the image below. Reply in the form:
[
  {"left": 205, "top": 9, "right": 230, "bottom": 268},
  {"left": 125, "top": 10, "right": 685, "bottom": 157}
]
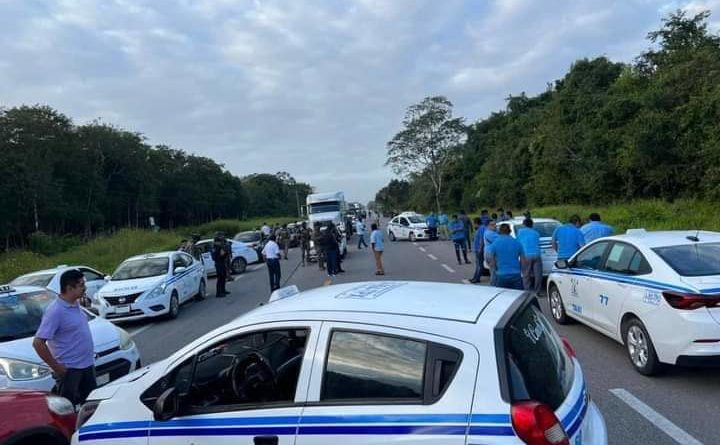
[
  {"left": 497, "top": 217, "right": 562, "bottom": 276},
  {"left": 548, "top": 229, "right": 720, "bottom": 375},
  {"left": 73, "top": 281, "right": 606, "bottom": 445},
  {"left": 95, "top": 251, "right": 206, "bottom": 322}
]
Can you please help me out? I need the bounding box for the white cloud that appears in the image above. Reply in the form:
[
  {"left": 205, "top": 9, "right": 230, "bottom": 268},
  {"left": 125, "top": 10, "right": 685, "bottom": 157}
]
[{"left": 1, "top": 0, "right": 711, "bottom": 202}]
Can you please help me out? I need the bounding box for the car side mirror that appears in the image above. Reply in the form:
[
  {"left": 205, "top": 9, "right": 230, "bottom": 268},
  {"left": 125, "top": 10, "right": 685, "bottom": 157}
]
[
  {"left": 104, "top": 275, "right": 111, "bottom": 281},
  {"left": 174, "top": 266, "right": 187, "bottom": 275},
  {"left": 153, "top": 387, "right": 179, "bottom": 421},
  {"left": 555, "top": 259, "right": 569, "bottom": 269}
]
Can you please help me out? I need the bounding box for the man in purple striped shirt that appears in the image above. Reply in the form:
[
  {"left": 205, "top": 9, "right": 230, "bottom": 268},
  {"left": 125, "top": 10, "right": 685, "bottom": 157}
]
[{"left": 33, "top": 269, "right": 96, "bottom": 406}]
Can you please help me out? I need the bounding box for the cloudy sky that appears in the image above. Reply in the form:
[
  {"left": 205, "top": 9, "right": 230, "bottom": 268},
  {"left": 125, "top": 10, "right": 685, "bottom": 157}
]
[{"left": 2, "top": 0, "right": 719, "bottom": 203}]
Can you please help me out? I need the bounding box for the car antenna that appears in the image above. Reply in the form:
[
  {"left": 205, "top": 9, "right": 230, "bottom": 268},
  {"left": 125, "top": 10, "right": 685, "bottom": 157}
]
[{"left": 686, "top": 229, "right": 700, "bottom": 242}]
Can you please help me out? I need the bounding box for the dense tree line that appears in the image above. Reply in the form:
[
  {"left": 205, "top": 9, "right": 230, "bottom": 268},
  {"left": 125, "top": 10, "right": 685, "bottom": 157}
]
[
  {"left": 377, "top": 11, "right": 720, "bottom": 213},
  {"left": 0, "top": 106, "right": 312, "bottom": 249}
]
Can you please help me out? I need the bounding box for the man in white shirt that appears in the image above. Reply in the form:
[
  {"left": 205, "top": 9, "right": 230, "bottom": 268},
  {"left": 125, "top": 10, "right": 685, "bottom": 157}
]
[
  {"left": 355, "top": 218, "right": 368, "bottom": 249},
  {"left": 261, "top": 223, "right": 272, "bottom": 241},
  {"left": 261, "top": 235, "right": 282, "bottom": 291}
]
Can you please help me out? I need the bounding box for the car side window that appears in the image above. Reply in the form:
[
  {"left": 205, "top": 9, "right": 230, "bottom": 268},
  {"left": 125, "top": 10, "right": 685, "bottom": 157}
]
[
  {"left": 605, "top": 243, "right": 650, "bottom": 275},
  {"left": 391, "top": 217, "right": 398, "bottom": 225},
  {"left": 400, "top": 218, "right": 410, "bottom": 227},
  {"left": 172, "top": 255, "right": 185, "bottom": 271},
  {"left": 184, "top": 328, "right": 309, "bottom": 413},
  {"left": 80, "top": 268, "right": 103, "bottom": 282},
  {"left": 180, "top": 253, "right": 194, "bottom": 267},
  {"left": 574, "top": 242, "right": 609, "bottom": 270},
  {"left": 141, "top": 356, "right": 196, "bottom": 410}
]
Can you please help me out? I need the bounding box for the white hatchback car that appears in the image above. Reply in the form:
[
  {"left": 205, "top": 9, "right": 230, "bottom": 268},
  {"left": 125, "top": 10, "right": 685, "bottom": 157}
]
[
  {"left": 547, "top": 229, "right": 720, "bottom": 375},
  {"left": 497, "top": 218, "right": 562, "bottom": 277},
  {"left": 193, "top": 239, "right": 260, "bottom": 275},
  {"left": 73, "top": 281, "right": 606, "bottom": 445},
  {"left": 0, "top": 285, "right": 141, "bottom": 391},
  {"left": 11, "top": 265, "right": 109, "bottom": 315},
  {"left": 387, "top": 215, "right": 429, "bottom": 242},
  {"left": 96, "top": 252, "right": 206, "bottom": 322}
]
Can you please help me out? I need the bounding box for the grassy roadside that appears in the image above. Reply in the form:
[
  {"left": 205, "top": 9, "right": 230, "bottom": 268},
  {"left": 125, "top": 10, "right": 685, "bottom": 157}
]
[{"left": 0, "top": 217, "right": 295, "bottom": 283}]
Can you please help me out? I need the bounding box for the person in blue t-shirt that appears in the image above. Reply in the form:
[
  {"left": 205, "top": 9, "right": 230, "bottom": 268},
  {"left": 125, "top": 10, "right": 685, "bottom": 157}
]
[
  {"left": 581, "top": 213, "right": 614, "bottom": 243},
  {"left": 517, "top": 218, "right": 542, "bottom": 294},
  {"left": 449, "top": 215, "right": 470, "bottom": 265},
  {"left": 552, "top": 214, "right": 586, "bottom": 261},
  {"left": 483, "top": 220, "right": 498, "bottom": 285},
  {"left": 426, "top": 213, "right": 438, "bottom": 240},
  {"left": 438, "top": 212, "right": 449, "bottom": 240},
  {"left": 479, "top": 209, "right": 491, "bottom": 227},
  {"left": 487, "top": 224, "right": 524, "bottom": 290},
  {"left": 470, "top": 217, "right": 486, "bottom": 283}
]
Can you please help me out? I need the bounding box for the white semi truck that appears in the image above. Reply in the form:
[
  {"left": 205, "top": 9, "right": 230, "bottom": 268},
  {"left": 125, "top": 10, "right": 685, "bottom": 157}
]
[{"left": 305, "top": 191, "right": 348, "bottom": 256}]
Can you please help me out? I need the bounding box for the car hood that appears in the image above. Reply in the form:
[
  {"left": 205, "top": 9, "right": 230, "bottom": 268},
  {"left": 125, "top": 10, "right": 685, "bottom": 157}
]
[
  {"left": 0, "top": 318, "right": 120, "bottom": 364},
  {"left": 409, "top": 223, "right": 427, "bottom": 229},
  {"left": 98, "top": 276, "right": 166, "bottom": 296},
  {"left": 90, "top": 359, "right": 165, "bottom": 400}
]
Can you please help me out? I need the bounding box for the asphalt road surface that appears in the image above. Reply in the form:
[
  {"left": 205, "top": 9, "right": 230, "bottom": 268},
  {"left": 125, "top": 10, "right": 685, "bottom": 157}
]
[{"left": 121, "top": 227, "right": 719, "bottom": 445}]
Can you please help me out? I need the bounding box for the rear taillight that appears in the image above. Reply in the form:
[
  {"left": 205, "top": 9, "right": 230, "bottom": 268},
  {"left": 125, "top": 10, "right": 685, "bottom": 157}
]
[
  {"left": 512, "top": 401, "right": 569, "bottom": 445},
  {"left": 560, "top": 336, "right": 576, "bottom": 359},
  {"left": 662, "top": 291, "right": 720, "bottom": 310}
]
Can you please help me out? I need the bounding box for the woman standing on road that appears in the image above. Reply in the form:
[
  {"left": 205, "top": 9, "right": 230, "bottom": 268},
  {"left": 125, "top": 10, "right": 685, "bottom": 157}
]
[{"left": 370, "top": 223, "right": 385, "bottom": 275}]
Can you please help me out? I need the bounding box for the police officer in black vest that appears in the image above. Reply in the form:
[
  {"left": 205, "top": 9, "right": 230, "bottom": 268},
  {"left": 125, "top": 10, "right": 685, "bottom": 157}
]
[{"left": 211, "top": 235, "right": 230, "bottom": 297}]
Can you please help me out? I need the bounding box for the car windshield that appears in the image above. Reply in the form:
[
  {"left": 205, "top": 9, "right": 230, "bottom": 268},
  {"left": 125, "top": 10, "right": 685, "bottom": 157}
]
[
  {"left": 234, "top": 232, "right": 260, "bottom": 242},
  {"left": 0, "top": 290, "right": 55, "bottom": 342},
  {"left": 653, "top": 242, "right": 720, "bottom": 277},
  {"left": 10, "top": 273, "right": 55, "bottom": 288},
  {"left": 408, "top": 216, "right": 423, "bottom": 224},
  {"left": 309, "top": 202, "right": 340, "bottom": 214},
  {"left": 112, "top": 257, "right": 169, "bottom": 280},
  {"left": 515, "top": 221, "right": 561, "bottom": 238}
]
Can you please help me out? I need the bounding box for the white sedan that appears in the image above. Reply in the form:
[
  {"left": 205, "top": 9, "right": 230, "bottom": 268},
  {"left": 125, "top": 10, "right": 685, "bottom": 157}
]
[
  {"left": 96, "top": 251, "right": 206, "bottom": 322},
  {"left": 387, "top": 214, "right": 429, "bottom": 242},
  {"left": 496, "top": 217, "right": 562, "bottom": 276},
  {"left": 547, "top": 229, "right": 720, "bottom": 375},
  {"left": 193, "top": 239, "right": 260, "bottom": 275}
]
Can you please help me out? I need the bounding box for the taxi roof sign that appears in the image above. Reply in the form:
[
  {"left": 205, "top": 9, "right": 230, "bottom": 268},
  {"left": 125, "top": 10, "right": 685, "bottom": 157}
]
[{"left": 269, "top": 285, "right": 300, "bottom": 303}]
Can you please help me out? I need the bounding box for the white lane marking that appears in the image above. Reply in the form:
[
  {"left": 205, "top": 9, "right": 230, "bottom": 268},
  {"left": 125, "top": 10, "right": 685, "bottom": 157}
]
[
  {"left": 412, "top": 242, "right": 418, "bottom": 246},
  {"left": 461, "top": 279, "right": 471, "bottom": 284},
  {"left": 418, "top": 247, "right": 426, "bottom": 252},
  {"left": 609, "top": 388, "right": 703, "bottom": 445},
  {"left": 441, "top": 264, "right": 456, "bottom": 273},
  {"left": 427, "top": 254, "right": 438, "bottom": 260},
  {"left": 128, "top": 324, "right": 153, "bottom": 338}
]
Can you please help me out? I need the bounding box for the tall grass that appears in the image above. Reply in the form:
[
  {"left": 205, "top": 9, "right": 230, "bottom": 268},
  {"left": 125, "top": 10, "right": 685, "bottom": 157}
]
[{"left": 0, "top": 217, "right": 296, "bottom": 283}]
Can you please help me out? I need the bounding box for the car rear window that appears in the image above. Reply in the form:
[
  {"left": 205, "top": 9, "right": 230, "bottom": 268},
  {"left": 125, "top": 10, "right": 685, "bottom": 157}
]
[
  {"left": 503, "top": 303, "right": 574, "bottom": 409},
  {"left": 653, "top": 242, "right": 720, "bottom": 277},
  {"left": 10, "top": 273, "right": 54, "bottom": 288}
]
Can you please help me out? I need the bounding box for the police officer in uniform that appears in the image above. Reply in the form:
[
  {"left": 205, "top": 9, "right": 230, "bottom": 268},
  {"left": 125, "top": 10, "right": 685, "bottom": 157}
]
[{"left": 211, "top": 236, "right": 230, "bottom": 297}]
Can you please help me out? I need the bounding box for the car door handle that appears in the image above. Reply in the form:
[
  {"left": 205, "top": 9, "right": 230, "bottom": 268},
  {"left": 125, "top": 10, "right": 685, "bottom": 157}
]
[{"left": 254, "top": 436, "right": 278, "bottom": 445}]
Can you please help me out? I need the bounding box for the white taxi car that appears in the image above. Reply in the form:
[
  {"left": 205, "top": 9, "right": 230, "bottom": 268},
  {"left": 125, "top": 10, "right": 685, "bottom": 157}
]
[
  {"left": 11, "top": 265, "right": 109, "bottom": 315},
  {"left": 73, "top": 281, "right": 606, "bottom": 445},
  {"left": 0, "top": 285, "right": 141, "bottom": 391},
  {"left": 387, "top": 214, "right": 429, "bottom": 242},
  {"left": 497, "top": 217, "right": 562, "bottom": 277},
  {"left": 193, "top": 239, "right": 260, "bottom": 275},
  {"left": 547, "top": 229, "right": 720, "bottom": 375},
  {"left": 96, "top": 252, "right": 206, "bottom": 322}
]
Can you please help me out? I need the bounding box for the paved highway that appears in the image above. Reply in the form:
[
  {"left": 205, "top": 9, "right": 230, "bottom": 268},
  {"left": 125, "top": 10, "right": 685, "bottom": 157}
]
[{"left": 121, "top": 228, "right": 718, "bottom": 445}]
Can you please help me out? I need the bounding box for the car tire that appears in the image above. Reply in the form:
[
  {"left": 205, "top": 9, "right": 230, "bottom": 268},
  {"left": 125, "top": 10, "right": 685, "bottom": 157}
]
[
  {"left": 194, "top": 279, "right": 206, "bottom": 301},
  {"left": 623, "top": 318, "right": 663, "bottom": 376},
  {"left": 167, "top": 292, "right": 179, "bottom": 320},
  {"left": 409, "top": 232, "right": 415, "bottom": 242},
  {"left": 389, "top": 231, "right": 397, "bottom": 242},
  {"left": 548, "top": 284, "right": 571, "bottom": 325},
  {"left": 231, "top": 257, "right": 247, "bottom": 274}
]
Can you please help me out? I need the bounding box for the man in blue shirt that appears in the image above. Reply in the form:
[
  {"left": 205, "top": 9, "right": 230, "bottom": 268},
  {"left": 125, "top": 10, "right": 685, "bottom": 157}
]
[
  {"left": 449, "top": 215, "right": 470, "bottom": 265},
  {"left": 487, "top": 224, "right": 524, "bottom": 290},
  {"left": 479, "top": 209, "right": 491, "bottom": 227},
  {"left": 438, "top": 212, "right": 449, "bottom": 240},
  {"left": 483, "top": 220, "right": 498, "bottom": 285},
  {"left": 426, "top": 213, "right": 438, "bottom": 240},
  {"left": 552, "top": 214, "right": 586, "bottom": 261},
  {"left": 517, "top": 218, "right": 542, "bottom": 294},
  {"left": 470, "top": 217, "right": 486, "bottom": 283},
  {"left": 581, "top": 213, "right": 614, "bottom": 243}
]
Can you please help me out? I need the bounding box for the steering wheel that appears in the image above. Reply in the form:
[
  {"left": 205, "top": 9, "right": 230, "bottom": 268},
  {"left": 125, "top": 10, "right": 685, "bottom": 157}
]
[{"left": 230, "top": 352, "right": 278, "bottom": 402}]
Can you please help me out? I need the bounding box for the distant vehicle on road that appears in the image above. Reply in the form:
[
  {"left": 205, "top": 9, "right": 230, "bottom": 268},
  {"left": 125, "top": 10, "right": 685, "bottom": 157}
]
[
  {"left": 194, "top": 239, "right": 259, "bottom": 275},
  {"left": 233, "top": 231, "right": 266, "bottom": 261},
  {"left": 387, "top": 214, "right": 429, "bottom": 242},
  {"left": 305, "top": 191, "right": 348, "bottom": 256},
  {"left": 548, "top": 229, "right": 720, "bottom": 375},
  {"left": 0, "top": 389, "right": 76, "bottom": 445},
  {"left": 73, "top": 281, "right": 606, "bottom": 445}
]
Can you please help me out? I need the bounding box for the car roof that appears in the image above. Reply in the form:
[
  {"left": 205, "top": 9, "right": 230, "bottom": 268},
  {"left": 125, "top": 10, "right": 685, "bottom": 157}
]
[
  {"left": 248, "top": 281, "right": 513, "bottom": 324},
  {"left": 123, "top": 251, "right": 176, "bottom": 262},
  {"left": 611, "top": 229, "right": 720, "bottom": 248},
  {"left": 500, "top": 217, "right": 560, "bottom": 224},
  {"left": 0, "top": 285, "right": 51, "bottom": 295},
  {"left": 12, "top": 265, "right": 98, "bottom": 279}
]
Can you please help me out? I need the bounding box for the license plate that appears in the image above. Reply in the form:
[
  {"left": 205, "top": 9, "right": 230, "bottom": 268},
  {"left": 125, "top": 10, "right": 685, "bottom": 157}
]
[
  {"left": 116, "top": 305, "right": 130, "bottom": 314},
  {"left": 96, "top": 373, "right": 110, "bottom": 386}
]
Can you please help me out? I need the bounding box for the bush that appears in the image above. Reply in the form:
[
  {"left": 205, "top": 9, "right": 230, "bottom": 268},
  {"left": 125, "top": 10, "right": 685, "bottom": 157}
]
[{"left": 27, "top": 231, "right": 83, "bottom": 256}]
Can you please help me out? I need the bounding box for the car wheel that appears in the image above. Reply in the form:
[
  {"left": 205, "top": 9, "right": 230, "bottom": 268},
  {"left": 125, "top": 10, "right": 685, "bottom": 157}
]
[
  {"left": 389, "top": 231, "right": 396, "bottom": 241},
  {"left": 194, "top": 279, "right": 206, "bottom": 301},
  {"left": 548, "top": 284, "right": 570, "bottom": 325},
  {"left": 623, "top": 318, "right": 663, "bottom": 376},
  {"left": 167, "top": 292, "right": 179, "bottom": 320},
  {"left": 231, "top": 257, "right": 247, "bottom": 274},
  {"left": 409, "top": 232, "right": 415, "bottom": 242}
]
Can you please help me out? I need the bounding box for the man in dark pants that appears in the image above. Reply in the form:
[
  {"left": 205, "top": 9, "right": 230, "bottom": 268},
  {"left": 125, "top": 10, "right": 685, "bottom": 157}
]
[
  {"left": 262, "top": 234, "right": 282, "bottom": 291},
  {"left": 33, "top": 269, "right": 96, "bottom": 407},
  {"left": 211, "top": 236, "right": 230, "bottom": 297}
]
